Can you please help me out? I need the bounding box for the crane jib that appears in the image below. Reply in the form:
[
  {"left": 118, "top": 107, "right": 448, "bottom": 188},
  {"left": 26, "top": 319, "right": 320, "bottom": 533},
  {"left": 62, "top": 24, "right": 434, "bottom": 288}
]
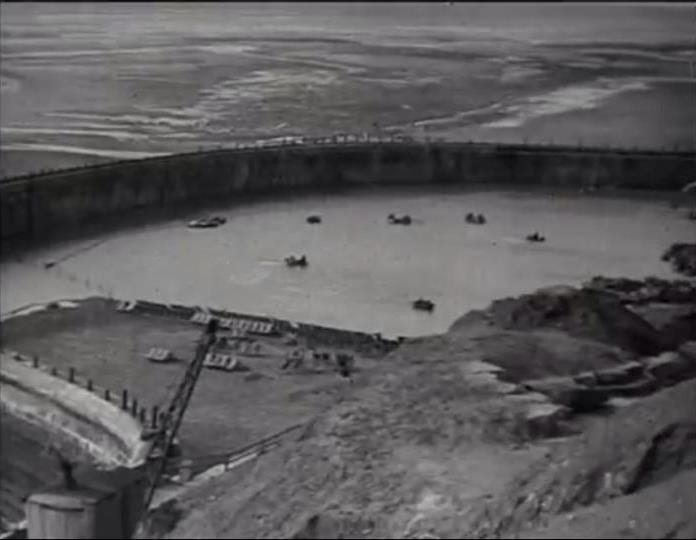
[{"left": 142, "top": 319, "right": 219, "bottom": 511}]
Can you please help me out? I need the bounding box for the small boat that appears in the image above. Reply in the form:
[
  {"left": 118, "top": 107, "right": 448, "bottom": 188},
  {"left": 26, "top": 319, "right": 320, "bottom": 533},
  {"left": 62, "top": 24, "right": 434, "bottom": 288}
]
[
  {"left": 285, "top": 255, "right": 308, "bottom": 268},
  {"left": 412, "top": 298, "right": 435, "bottom": 312},
  {"left": 307, "top": 215, "right": 322, "bottom": 224},
  {"left": 526, "top": 232, "right": 546, "bottom": 243},
  {"left": 188, "top": 218, "right": 217, "bottom": 228},
  {"left": 466, "top": 213, "right": 486, "bottom": 225},
  {"left": 188, "top": 215, "right": 226, "bottom": 229},
  {"left": 388, "top": 214, "right": 412, "bottom": 226}
]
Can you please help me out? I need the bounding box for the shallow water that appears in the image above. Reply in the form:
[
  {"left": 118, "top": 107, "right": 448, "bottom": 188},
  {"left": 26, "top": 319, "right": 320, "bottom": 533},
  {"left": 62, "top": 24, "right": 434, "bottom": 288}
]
[{"left": 2, "top": 187, "right": 692, "bottom": 337}]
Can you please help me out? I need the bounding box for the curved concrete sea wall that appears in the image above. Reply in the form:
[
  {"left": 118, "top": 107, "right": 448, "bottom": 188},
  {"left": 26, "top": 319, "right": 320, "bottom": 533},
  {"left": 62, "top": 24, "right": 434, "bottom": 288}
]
[
  {"left": 0, "top": 354, "right": 149, "bottom": 468},
  {"left": 0, "top": 353, "right": 150, "bottom": 530},
  {"left": 1, "top": 141, "right": 694, "bottom": 248}
]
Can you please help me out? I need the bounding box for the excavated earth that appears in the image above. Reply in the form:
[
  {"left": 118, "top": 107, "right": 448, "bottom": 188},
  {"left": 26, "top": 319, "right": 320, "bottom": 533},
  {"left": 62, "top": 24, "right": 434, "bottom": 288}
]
[
  {"left": 662, "top": 243, "right": 696, "bottom": 278},
  {"left": 135, "top": 276, "right": 696, "bottom": 539}
]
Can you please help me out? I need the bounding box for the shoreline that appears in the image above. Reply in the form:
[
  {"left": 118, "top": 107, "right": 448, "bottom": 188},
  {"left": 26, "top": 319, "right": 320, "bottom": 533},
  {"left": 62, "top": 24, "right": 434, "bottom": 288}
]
[{"left": 2, "top": 183, "right": 692, "bottom": 338}]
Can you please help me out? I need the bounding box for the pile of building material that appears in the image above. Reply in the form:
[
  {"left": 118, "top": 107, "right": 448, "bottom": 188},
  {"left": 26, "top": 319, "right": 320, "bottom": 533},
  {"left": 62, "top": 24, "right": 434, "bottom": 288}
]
[
  {"left": 145, "top": 348, "right": 175, "bottom": 364},
  {"left": 202, "top": 353, "right": 249, "bottom": 373}
]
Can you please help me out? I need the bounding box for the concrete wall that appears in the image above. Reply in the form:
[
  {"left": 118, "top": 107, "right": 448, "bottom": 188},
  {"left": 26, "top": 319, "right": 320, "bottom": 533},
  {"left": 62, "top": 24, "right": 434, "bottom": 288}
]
[
  {"left": 1, "top": 141, "right": 694, "bottom": 248},
  {"left": 0, "top": 354, "right": 150, "bottom": 469}
]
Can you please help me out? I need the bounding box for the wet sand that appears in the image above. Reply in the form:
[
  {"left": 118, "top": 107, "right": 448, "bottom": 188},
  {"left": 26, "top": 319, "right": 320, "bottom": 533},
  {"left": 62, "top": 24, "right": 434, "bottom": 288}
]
[
  {"left": 2, "top": 3, "right": 693, "bottom": 177},
  {"left": 2, "top": 186, "right": 692, "bottom": 338}
]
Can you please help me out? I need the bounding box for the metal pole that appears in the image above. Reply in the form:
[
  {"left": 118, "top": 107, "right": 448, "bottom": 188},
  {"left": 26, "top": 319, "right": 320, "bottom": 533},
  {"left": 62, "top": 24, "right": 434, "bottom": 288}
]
[
  {"left": 142, "top": 319, "right": 219, "bottom": 510},
  {"left": 151, "top": 405, "right": 159, "bottom": 429}
]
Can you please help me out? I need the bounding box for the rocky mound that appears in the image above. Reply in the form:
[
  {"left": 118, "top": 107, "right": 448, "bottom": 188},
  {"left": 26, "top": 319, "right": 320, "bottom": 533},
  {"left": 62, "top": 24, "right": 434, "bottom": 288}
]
[
  {"left": 451, "top": 285, "right": 673, "bottom": 355},
  {"left": 630, "top": 303, "right": 696, "bottom": 346},
  {"left": 146, "top": 283, "right": 695, "bottom": 540},
  {"left": 464, "top": 378, "right": 696, "bottom": 539},
  {"left": 585, "top": 275, "right": 696, "bottom": 305},
  {"left": 584, "top": 276, "right": 696, "bottom": 347},
  {"left": 662, "top": 243, "right": 696, "bottom": 277},
  {"left": 516, "top": 469, "right": 696, "bottom": 539},
  {"left": 155, "top": 364, "right": 696, "bottom": 540},
  {"left": 448, "top": 329, "right": 632, "bottom": 383}
]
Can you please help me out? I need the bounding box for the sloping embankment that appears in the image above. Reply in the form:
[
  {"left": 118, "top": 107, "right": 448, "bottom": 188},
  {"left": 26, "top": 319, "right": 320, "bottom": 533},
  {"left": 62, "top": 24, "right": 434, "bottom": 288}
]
[
  {"left": 0, "top": 354, "right": 150, "bottom": 529},
  {"left": 153, "top": 279, "right": 696, "bottom": 539}
]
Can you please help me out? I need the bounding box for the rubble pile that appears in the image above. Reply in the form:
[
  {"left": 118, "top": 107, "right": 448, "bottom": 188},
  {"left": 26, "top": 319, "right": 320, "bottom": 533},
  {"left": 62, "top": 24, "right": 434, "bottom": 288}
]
[
  {"left": 464, "top": 378, "right": 696, "bottom": 539},
  {"left": 662, "top": 243, "right": 696, "bottom": 277},
  {"left": 452, "top": 284, "right": 673, "bottom": 355},
  {"left": 585, "top": 275, "right": 696, "bottom": 304}
]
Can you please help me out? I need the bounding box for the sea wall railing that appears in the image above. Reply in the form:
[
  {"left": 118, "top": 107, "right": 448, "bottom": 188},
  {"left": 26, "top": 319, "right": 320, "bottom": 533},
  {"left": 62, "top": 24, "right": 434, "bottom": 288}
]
[
  {"left": 3, "top": 350, "right": 156, "bottom": 430},
  {"left": 2, "top": 133, "right": 693, "bottom": 184}
]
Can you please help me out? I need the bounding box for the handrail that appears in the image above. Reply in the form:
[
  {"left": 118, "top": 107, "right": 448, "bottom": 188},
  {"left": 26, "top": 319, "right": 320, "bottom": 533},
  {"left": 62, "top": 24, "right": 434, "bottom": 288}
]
[{"left": 2, "top": 137, "right": 693, "bottom": 185}]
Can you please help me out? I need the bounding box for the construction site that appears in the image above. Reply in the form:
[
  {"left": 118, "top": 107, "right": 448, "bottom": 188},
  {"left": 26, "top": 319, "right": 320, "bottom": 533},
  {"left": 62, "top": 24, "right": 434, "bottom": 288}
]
[
  {"left": 1, "top": 149, "right": 695, "bottom": 537},
  {"left": 2, "top": 269, "right": 696, "bottom": 538},
  {"left": 1, "top": 3, "right": 695, "bottom": 535}
]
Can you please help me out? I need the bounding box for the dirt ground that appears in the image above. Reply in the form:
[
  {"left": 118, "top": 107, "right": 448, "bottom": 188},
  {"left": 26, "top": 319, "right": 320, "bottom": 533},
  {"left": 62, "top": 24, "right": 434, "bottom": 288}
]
[
  {"left": 156, "top": 350, "right": 552, "bottom": 539},
  {"left": 158, "top": 360, "right": 696, "bottom": 540},
  {"left": 0, "top": 298, "right": 385, "bottom": 464},
  {"left": 470, "top": 377, "right": 696, "bottom": 539},
  {"left": 140, "top": 280, "right": 696, "bottom": 539},
  {"left": 3, "top": 280, "right": 695, "bottom": 539}
]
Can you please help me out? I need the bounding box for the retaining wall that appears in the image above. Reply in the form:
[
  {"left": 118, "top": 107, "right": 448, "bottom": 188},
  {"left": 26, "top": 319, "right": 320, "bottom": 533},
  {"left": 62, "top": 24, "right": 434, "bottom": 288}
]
[
  {"left": 0, "top": 353, "right": 150, "bottom": 469},
  {"left": 0, "top": 352, "right": 152, "bottom": 529},
  {"left": 2, "top": 141, "right": 693, "bottom": 248}
]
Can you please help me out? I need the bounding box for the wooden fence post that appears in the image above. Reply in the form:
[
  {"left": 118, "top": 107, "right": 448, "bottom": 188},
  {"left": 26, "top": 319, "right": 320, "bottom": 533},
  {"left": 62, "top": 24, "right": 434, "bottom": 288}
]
[{"left": 151, "top": 406, "right": 159, "bottom": 429}]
